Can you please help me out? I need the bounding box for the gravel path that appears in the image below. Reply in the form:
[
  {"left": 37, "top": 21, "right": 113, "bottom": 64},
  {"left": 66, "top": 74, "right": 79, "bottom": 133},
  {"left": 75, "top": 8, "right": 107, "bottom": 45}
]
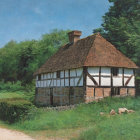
[{"left": 0, "top": 127, "right": 35, "bottom": 140}]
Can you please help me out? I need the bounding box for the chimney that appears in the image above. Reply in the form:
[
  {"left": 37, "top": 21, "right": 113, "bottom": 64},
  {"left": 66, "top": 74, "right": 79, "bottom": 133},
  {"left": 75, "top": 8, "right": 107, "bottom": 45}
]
[{"left": 68, "top": 30, "right": 82, "bottom": 43}]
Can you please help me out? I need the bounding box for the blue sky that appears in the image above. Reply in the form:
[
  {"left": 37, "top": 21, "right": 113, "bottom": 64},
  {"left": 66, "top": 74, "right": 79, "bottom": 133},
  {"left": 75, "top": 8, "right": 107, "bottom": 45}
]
[{"left": 0, "top": 0, "right": 111, "bottom": 48}]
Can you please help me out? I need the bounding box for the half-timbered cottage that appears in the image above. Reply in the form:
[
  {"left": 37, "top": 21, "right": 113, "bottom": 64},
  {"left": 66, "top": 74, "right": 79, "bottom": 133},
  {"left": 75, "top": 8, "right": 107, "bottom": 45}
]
[{"left": 34, "top": 30, "right": 138, "bottom": 106}]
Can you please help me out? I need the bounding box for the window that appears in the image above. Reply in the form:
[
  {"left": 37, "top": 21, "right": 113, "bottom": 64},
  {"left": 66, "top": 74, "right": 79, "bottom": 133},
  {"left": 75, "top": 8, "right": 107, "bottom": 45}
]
[
  {"left": 38, "top": 74, "right": 41, "bottom": 80},
  {"left": 112, "top": 68, "right": 118, "bottom": 76},
  {"left": 57, "top": 71, "right": 60, "bottom": 78}
]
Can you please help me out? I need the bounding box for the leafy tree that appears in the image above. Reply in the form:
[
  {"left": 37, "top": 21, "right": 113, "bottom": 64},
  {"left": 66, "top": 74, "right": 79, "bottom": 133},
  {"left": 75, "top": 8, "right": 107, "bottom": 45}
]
[
  {"left": 0, "top": 29, "right": 69, "bottom": 85},
  {"left": 93, "top": 0, "right": 140, "bottom": 65}
]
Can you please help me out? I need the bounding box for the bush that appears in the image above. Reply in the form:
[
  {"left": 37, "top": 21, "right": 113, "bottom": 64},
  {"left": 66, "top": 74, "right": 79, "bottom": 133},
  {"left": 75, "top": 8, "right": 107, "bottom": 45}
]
[{"left": 0, "top": 98, "right": 33, "bottom": 123}]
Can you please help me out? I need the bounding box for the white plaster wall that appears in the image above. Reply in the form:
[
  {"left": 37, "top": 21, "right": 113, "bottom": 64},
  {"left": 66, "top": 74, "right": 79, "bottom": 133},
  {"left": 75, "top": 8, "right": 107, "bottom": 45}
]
[
  {"left": 76, "top": 68, "right": 83, "bottom": 76},
  {"left": 118, "top": 68, "right": 123, "bottom": 76},
  {"left": 36, "top": 67, "right": 135, "bottom": 88},
  {"left": 70, "top": 78, "right": 75, "bottom": 86},
  {"left": 119, "top": 68, "right": 134, "bottom": 86},
  {"left": 60, "top": 71, "right": 64, "bottom": 78},
  {"left": 41, "top": 74, "right": 44, "bottom": 80},
  {"left": 57, "top": 80, "right": 60, "bottom": 86},
  {"left": 40, "top": 81, "right": 44, "bottom": 87},
  {"left": 88, "top": 67, "right": 99, "bottom": 75},
  {"left": 50, "top": 79, "right": 53, "bottom": 87},
  {"left": 124, "top": 76, "right": 134, "bottom": 87},
  {"left": 53, "top": 72, "right": 56, "bottom": 78},
  {"left": 112, "top": 68, "right": 123, "bottom": 86},
  {"left": 129, "top": 77, "right": 135, "bottom": 87},
  {"left": 36, "top": 68, "right": 83, "bottom": 87},
  {"left": 79, "top": 77, "right": 83, "bottom": 86},
  {"left": 75, "top": 78, "right": 79, "bottom": 86},
  {"left": 61, "top": 79, "right": 64, "bottom": 86},
  {"left": 124, "top": 69, "right": 133, "bottom": 76},
  {"left": 113, "top": 77, "right": 122, "bottom": 86},
  {"left": 86, "top": 76, "right": 99, "bottom": 86},
  {"left": 36, "top": 81, "right": 38, "bottom": 87},
  {"left": 54, "top": 80, "right": 57, "bottom": 86},
  {"left": 70, "top": 69, "right": 76, "bottom": 77},
  {"left": 87, "top": 67, "right": 99, "bottom": 86},
  {"left": 65, "top": 78, "right": 69, "bottom": 86},
  {"left": 101, "top": 77, "right": 111, "bottom": 86},
  {"left": 44, "top": 81, "right": 47, "bottom": 87},
  {"left": 48, "top": 80, "right": 51, "bottom": 86},
  {"left": 38, "top": 81, "right": 40, "bottom": 87},
  {"left": 86, "top": 76, "right": 93, "bottom": 86},
  {"left": 47, "top": 73, "right": 51, "bottom": 79},
  {"left": 101, "top": 67, "right": 111, "bottom": 76},
  {"left": 65, "top": 70, "right": 69, "bottom": 77}
]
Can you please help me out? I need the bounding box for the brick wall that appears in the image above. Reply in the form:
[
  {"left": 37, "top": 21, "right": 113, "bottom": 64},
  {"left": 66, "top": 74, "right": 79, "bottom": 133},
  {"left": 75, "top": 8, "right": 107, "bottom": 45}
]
[
  {"left": 128, "top": 88, "right": 135, "bottom": 96},
  {"left": 85, "top": 87, "right": 135, "bottom": 103},
  {"left": 120, "top": 88, "right": 127, "bottom": 96}
]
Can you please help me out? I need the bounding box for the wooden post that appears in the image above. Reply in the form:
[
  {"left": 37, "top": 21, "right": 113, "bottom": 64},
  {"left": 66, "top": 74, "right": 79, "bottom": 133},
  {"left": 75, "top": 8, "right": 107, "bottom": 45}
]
[
  {"left": 111, "top": 68, "right": 113, "bottom": 87},
  {"left": 83, "top": 66, "right": 87, "bottom": 99},
  {"left": 68, "top": 69, "right": 70, "bottom": 105},
  {"left": 99, "top": 67, "right": 101, "bottom": 86},
  {"left": 122, "top": 68, "right": 124, "bottom": 86},
  {"left": 64, "top": 70, "right": 65, "bottom": 87}
]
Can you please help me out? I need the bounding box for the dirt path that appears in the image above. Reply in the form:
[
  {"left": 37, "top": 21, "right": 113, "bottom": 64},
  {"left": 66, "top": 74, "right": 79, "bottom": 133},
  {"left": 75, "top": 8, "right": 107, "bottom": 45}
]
[{"left": 0, "top": 127, "right": 35, "bottom": 140}]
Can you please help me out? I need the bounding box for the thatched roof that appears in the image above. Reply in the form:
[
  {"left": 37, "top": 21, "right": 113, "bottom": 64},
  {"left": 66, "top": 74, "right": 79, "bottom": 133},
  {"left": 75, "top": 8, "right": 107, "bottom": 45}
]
[{"left": 34, "top": 33, "right": 138, "bottom": 75}]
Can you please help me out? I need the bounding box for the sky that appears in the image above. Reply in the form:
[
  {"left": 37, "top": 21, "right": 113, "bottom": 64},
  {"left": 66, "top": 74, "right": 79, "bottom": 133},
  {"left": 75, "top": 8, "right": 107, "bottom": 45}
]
[{"left": 0, "top": 0, "right": 111, "bottom": 48}]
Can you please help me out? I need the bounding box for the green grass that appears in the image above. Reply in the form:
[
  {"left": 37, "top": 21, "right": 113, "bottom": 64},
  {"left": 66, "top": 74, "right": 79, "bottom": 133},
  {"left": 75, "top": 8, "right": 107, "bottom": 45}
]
[
  {"left": 0, "top": 95, "right": 140, "bottom": 140},
  {"left": 12, "top": 97, "right": 140, "bottom": 129},
  {"left": 73, "top": 112, "right": 140, "bottom": 140},
  {"left": 0, "top": 90, "right": 35, "bottom": 101},
  {"left": 0, "top": 91, "right": 25, "bottom": 99}
]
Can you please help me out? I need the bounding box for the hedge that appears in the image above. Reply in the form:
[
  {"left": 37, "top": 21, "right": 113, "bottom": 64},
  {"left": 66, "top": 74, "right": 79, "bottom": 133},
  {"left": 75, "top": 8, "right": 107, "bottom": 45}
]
[{"left": 0, "top": 98, "right": 33, "bottom": 123}]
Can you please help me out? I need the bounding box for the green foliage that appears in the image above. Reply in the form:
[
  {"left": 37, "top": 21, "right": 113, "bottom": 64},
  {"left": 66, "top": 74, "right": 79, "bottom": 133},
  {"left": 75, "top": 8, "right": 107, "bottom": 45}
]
[
  {"left": 0, "top": 98, "right": 33, "bottom": 123},
  {"left": 93, "top": 0, "right": 140, "bottom": 66},
  {"left": 0, "top": 29, "right": 69, "bottom": 85},
  {"left": 0, "top": 81, "right": 24, "bottom": 91},
  {"left": 11, "top": 97, "right": 140, "bottom": 131}
]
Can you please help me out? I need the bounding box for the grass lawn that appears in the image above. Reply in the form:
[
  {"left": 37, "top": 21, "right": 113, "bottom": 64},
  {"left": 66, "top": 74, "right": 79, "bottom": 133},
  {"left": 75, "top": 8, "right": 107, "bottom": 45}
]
[{"left": 0, "top": 92, "right": 140, "bottom": 140}]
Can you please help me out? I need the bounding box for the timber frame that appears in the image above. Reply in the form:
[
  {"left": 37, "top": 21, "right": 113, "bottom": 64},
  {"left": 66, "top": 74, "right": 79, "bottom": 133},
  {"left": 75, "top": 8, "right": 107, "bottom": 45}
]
[{"left": 34, "top": 31, "right": 138, "bottom": 106}]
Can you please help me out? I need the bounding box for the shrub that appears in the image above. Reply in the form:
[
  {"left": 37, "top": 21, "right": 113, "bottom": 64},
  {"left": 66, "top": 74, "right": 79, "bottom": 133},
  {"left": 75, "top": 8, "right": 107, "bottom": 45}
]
[{"left": 0, "top": 98, "right": 33, "bottom": 123}]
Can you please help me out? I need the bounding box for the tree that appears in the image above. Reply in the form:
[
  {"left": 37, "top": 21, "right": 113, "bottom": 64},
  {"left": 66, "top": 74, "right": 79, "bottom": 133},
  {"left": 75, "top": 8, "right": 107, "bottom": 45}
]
[
  {"left": 0, "top": 29, "right": 69, "bottom": 85},
  {"left": 93, "top": 0, "right": 140, "bottom": 65}
]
